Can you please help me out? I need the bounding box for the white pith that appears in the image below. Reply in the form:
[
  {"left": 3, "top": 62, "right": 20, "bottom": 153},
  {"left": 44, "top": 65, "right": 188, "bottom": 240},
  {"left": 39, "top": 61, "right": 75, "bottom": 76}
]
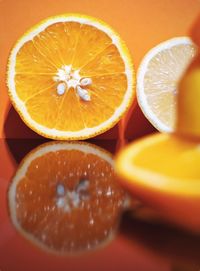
[{"left": 8, "top": 15, "right": 134, "bottom": 138}]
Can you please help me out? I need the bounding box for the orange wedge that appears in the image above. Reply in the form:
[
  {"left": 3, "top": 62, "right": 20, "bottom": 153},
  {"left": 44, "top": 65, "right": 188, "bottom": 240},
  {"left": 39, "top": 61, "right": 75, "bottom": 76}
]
[
  {"left": 115, "top": 133, "right": 200, "bottom": 232},
  {"left": 137, "top": 37, "right": 196, "bottom": 132},
  {"left": 7, "top": 14, "right": 135, "bottom": 140},
  {"left": 8, "top": 141, "right": 127, "bottom": 254},
  {"left": 176, "top": 56, "right": 200, "bottom": 138}
]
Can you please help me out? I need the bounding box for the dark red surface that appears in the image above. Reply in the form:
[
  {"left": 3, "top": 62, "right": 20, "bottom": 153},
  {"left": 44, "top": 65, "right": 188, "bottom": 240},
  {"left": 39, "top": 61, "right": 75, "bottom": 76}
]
[{"left": 1, "top": 139, "right": 200, "bottom": 271}]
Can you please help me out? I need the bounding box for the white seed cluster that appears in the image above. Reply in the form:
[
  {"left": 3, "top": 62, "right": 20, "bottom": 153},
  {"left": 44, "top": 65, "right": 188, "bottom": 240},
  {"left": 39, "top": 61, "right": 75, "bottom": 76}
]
[{"left": 54, "top": 65, "right": 92, "bottom": 101}]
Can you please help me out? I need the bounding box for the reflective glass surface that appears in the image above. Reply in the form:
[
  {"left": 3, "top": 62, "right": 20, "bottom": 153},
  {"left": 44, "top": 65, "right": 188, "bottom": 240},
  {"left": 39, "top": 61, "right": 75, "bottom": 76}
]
[{"left": 1, "top": 139, "right": 200, "bottom": 271}]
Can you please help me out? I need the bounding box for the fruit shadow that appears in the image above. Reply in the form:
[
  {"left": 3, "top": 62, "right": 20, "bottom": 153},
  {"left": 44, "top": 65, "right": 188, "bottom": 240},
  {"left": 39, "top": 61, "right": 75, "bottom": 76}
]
[
  {"left": 125, "top": 103, "right": 156, "bottom": 141},
  {"left": 4, "top": 105, "right": 43, "bottom": 139},
  {"left": 4, "top": 106, "right": 118, "bottom": 163},
  {"left": 120, "top": 211, "right": 200, "bottom": 268},
  {"left": 4, "top": 104, "right": 156, "bottom": 164},
  {"left": 4, "top": 105, "right": 120, "bottom": 139},
  {"left": 6, "top": 137, "right": 118, "bottom": 165},
  {"left": 4, "top": 103, "right": 156, "bottom": 140}
]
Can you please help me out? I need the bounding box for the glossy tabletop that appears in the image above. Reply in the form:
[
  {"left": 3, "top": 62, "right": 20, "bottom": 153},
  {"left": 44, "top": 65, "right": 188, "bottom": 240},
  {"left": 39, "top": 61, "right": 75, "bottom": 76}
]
[{"left": 1, "top": 138, "right": 200, "bottom": 271}]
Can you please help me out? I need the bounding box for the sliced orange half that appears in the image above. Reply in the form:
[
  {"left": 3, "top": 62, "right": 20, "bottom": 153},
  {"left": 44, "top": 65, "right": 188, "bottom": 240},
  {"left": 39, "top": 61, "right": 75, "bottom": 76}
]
[
  {"left": 137, "top": 37, "right": 196, "bottom": 133},
  {"left": 7, "top": 14, "right": 135, "bottom": 140},
  {"left": 8, "top": 141, "right": 127, "bottom": 254},
  {"left": 115, "top": 133, "right": 200, "bottom": 232}
]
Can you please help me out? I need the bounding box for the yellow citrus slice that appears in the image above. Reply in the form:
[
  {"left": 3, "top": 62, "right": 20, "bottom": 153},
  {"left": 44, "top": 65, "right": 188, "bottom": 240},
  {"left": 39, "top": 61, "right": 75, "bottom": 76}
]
[
  {"left": 8, "top": 141, "right": 127, "bottom": 254},
  {"left": 7, "top": 14, "right": 135, "bottom": 140},
  {"left": 137, "top": 37, "right": 196, "bottom": 133},
  {"left": 115, "top": 133, "right": 200, "bottom": 232}
]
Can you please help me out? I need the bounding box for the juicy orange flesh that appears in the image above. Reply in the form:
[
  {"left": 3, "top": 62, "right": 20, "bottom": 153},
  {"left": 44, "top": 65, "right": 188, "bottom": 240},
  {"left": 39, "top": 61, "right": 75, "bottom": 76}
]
[
  {"left": 134, "top": 135, "right": 200, "bottom": 180},
  {"left": 143, "top": 44, "right": 195, "bottom": 129},
  {"left": 14, "top": 148, "right": 125, "bottom": 252},
  {"left": 14, "top": 22, "right": 127, "bottom": 131}
]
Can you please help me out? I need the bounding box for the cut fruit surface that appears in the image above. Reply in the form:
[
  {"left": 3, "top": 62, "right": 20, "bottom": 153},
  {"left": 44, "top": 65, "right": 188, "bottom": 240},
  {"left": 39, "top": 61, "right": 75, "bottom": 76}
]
[
  {"left": 8, "top": 141, "right": 127, "bottom": 254},
  {"left": 116, "top": 133, "right": 200, "bottom": 194},
  {"left": 115, "top": 133, "right": 200, "bottom": 232},
  {"left": 7, "top": 14, "right": 135, "bottom": 140},
  {"left": 137, "top": 37, "right": 196, "bottom": 133}
]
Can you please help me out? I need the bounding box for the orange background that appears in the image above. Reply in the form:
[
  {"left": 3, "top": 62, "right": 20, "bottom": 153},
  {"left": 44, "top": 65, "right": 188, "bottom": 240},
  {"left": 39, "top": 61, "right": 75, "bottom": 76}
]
[{"left": 0, "top": 0, "right": 200, "bottom": 139}]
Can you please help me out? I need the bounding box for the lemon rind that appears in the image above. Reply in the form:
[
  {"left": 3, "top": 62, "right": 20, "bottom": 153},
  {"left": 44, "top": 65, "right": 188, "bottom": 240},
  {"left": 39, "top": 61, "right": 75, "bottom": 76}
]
[{"left": 136, "top": 37, "right": 195, "bottom": 133}]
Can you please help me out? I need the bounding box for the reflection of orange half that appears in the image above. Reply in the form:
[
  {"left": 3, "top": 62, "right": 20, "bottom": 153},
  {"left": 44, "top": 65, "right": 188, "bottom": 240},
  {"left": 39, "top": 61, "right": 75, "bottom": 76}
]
[{"left": 8, "top": 141, "right": 127, "bottom": 255}]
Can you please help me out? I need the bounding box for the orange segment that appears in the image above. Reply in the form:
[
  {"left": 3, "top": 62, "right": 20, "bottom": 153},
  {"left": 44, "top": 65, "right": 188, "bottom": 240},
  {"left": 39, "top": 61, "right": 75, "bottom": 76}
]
[
  {"left": 7, "top": 14, "right": 134, "bottom": 140},
  {"left": 54, "top": 74, "right": 127, "bottom": 132},
  {"left": 8, "top": 141, "right": 127, "bottom": 254},
  {"left": 78, "top": 94, "right": 114, "bottom": 128},
  {"left": 80, "top": 44, "right": 125, "bottom": 77},
  {"left": 90, "top": 73, "right": 127, "bottom": 108},
  {"left": 15, "top": 74, "right": 55, "bottom": 101},
  {"left": 33, "top": 22, "right": 81, "bottom": 68},
  {"left": 55, "top": 89, "right": 85, "bottom": 131},
  {"left": 15, "top": 39, "right": 56, "bottom": 74},
  {"left": 25, "top": 88, "right": 62, "bottom": 129},
  {"left": 72, "top": 24, "right": 112, "bottom": 69},
  {"left": 75, "top": 74, "right": 127, "bottom": 128}
]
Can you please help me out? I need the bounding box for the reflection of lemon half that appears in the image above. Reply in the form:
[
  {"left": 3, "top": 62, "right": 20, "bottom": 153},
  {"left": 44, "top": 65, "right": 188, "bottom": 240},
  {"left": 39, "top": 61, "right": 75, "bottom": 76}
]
[
  {"left": 137, "top": 37, "right": 196, "bottom": 132},
  {"left": 115, "top": 133, "right": 200, "bottom": 232},
  {"left": 7, "top": 14, "right": 135, "bottom": 140},
  {"left": 8, "top": 141, "right": 127, "bottom": 255}
]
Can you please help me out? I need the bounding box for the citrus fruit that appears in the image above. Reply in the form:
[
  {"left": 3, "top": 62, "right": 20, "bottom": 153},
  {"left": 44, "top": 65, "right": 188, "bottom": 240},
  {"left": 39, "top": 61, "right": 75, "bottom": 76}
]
[
  {"left": 190, "top": 13, "right": 200, "bottom": 46},
  {"left": 115, "top": 133, "right": 200, "bottom": 232},
  {"left": 137, "top": 37, "right": 196, "bottom": 133},
  {"left": 7, "top": 14, "right": 135, "bottom": 140},
  {"left": 176, "top": 53, "right": 200, "bottom": 139},
  {"left": 8, "top": 141, "right": 127, "bottom": 254}
]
